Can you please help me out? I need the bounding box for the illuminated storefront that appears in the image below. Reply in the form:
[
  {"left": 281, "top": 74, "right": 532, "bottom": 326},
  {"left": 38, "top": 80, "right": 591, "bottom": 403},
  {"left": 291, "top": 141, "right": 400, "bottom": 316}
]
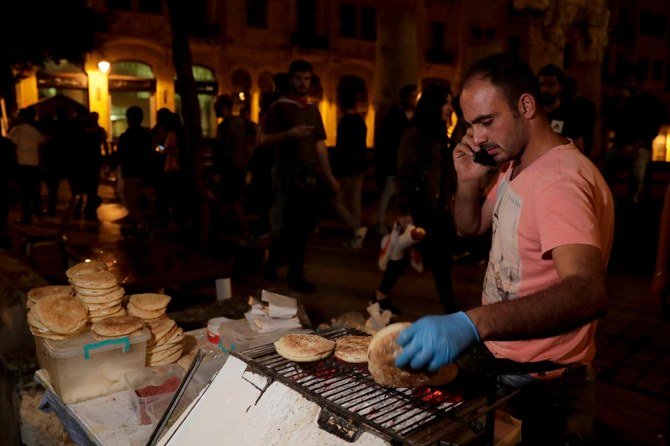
[{"left": 109, "top": 61, "right": 156, "bottom": 138}]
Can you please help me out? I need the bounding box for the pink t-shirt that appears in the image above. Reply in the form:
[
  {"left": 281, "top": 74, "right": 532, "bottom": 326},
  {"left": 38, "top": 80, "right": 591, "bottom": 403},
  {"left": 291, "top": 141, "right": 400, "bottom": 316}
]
[{"left": 482, "top": 142, "right": 614, "bottom": 365}]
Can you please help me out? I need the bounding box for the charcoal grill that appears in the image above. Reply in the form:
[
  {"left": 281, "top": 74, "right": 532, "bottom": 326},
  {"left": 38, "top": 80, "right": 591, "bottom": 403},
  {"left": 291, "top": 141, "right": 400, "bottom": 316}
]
[{"left": 233, "top": 326, "right": 519, "bottom": 445}]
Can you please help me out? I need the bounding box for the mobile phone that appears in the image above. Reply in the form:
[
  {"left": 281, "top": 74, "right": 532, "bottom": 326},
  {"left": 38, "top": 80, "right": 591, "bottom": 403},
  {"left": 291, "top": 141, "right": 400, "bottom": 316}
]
[{"left": 473, "top": 148, "right": 496, "bottom": 166}]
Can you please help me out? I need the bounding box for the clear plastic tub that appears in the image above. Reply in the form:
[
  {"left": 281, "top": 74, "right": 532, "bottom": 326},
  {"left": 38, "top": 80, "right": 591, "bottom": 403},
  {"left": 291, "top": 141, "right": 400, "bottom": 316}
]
[
  {"left": 35, "top": 328, "right": 150, "bottom": 404},
  {"left": 124, "top": 364, "right": 185, "bottom": 425}
]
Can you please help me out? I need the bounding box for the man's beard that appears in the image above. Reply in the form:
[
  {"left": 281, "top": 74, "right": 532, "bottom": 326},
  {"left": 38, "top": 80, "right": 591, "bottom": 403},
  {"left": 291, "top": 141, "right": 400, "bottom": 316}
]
[{"left": 540, "top": 93, "right": 557, "bottom": 106}]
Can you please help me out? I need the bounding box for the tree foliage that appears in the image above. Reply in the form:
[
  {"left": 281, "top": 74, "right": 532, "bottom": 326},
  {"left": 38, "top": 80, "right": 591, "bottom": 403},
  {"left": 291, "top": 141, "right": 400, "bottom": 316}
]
[{"left": 0, "top": 0, "right": 108, "bottom": 109}]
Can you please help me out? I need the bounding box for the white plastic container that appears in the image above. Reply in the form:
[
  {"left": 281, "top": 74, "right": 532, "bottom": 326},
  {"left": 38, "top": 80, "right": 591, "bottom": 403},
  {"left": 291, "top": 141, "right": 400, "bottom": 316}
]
[{"left": 35, "top": 328, "right": 150, "bottom": 404}]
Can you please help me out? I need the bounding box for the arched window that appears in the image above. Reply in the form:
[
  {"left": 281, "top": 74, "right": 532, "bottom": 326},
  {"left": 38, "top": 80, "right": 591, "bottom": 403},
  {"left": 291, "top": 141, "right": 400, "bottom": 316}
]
[
  {"left": 109, "top": 61, "right": 156, "bottom": 138},
  {"left": 37, "top": 60, "right": 88, "bottom": 106},
  {"left": 174, "top": 65, "right": 218, "bottom": 138}
]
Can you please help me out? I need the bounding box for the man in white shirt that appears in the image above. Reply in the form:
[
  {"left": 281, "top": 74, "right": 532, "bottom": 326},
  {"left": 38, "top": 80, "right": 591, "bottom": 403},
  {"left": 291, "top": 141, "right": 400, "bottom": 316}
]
[{"left": 8, "top": 107, "right": 43, "bottom": 224}]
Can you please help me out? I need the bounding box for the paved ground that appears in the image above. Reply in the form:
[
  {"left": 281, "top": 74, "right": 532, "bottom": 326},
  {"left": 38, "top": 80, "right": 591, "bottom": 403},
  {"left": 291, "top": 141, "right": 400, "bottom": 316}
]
[{"left": 2, "top": 174, "right": 669, "bottom": 445}]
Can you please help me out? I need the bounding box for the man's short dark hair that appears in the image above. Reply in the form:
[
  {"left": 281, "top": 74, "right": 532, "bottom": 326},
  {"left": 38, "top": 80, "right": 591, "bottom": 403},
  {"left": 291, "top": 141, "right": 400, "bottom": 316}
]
[
  {"left": 288, "top": 59, "right": 313, "bottom": 77},
  {"left": 463, "top": 53, "right": 542, "bottom": 111},
  {"left": 538, "top": 63, "right": 565, "bottom": 84},
  {"left": 399, "top": 84, "right": 417, "bottom": 101},
  {"left": 214, "top": 95, "right": 234, "bottom": 117},
  {"left": 126, "top": 106, "right": 143, "bottom": 124}
]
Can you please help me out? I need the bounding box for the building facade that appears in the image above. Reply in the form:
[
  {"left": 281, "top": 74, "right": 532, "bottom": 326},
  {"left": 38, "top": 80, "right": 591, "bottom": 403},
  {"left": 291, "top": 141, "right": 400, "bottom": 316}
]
[{"left": 13, "top": 0, "right": 670, "bottom": 153}]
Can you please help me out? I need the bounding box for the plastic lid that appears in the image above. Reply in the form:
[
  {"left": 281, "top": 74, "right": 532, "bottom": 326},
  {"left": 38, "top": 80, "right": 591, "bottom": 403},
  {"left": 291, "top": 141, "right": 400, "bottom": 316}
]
[
  {"left": 207, "top": 317, "right": 231, "bottom": 334},
  {"left": 37, "top": 327, "right": 151, "bottom": 359}
]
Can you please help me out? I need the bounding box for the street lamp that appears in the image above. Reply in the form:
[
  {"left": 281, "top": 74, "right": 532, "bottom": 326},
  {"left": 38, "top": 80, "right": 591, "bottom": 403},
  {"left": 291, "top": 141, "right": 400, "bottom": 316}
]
[{"left": 98, "top": 60, "right": 111, "bottom": 74}]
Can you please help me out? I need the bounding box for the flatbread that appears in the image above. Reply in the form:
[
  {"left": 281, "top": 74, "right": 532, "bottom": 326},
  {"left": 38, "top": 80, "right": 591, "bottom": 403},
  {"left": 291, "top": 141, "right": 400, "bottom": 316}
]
[
  {"left": 75, "top": 285, "right": 123, "bottom": 297},
  {"left": 66, "top": 261, "right": 108, "bottom": 279},
  {"left": 149, "top": 324, "right": 178, "bottom": 347},
  {"left": 146, "top": 343, "right": 183, "bottom": 362},
  {"left": 84, "top": 298, "right": 124, "bottom": 311},
  {"left": 76, "top": 287, "right": 125, "bottom": 304},
  {"left": 88, "top": 304, "right": 124, "bottom": 318},
  {"left": 92, "top": 315, "right": 145, "bottom": 337},
  {"left": 147, "top": 348, "right": 183, "bottom": 366},
  {"left": 274, "top": 334, "right": 335, "bottom": 362},
  {"left": 368, "top": 323, "right": 458, "bottom": 388},
  {"left": 147, "top": 329, "right": 184, "bottom": 354},
  {"left": 148, "top": 317, "right": 176, "bottom": 338},
  {"left": 33, "top": 295, "right": 88, "bottom": 334},
  {"left": 128, "top": 293, "right": 171, "bottom": 311},
  {"left": 70, "top": 271, "right": 118, "bottom": 290},
  {"left": 93, "top": 328, "right": 144, "bottom": 341},
  {"left": 127, "top": 302, "right": 166, "bottom": 320},
  {"left": 30, "top": 326, "right": 69, "bottom": 340},
  {"left": 334, "top": 335, "right": 371, "bottom": 363},
  {"left": 27, "top": 285, "right": 73, "bottom": 303},
  {"left": 90, "top": 309, "right": 127, "bottom": 323}
]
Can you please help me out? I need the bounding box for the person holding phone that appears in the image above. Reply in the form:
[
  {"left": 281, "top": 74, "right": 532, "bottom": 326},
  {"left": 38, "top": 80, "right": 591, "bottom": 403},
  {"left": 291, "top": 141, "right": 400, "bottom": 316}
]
[
  {"left": 260, "top": 60, "right": 339, "bottom": 293},
  {"left": 395, "top": 54, "right": 614, "bottom": 443}
]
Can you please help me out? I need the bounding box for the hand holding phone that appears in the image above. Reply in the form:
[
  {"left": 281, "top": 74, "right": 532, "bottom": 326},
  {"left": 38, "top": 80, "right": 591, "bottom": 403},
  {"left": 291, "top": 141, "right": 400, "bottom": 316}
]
[{"left": 473, "top": 148, "right": 496, "bottom": 167}]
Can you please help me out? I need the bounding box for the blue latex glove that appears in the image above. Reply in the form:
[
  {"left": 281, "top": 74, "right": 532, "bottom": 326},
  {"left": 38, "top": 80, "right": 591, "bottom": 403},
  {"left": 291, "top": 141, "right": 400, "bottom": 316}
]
[{"left": 395, "top": 312, "right": 480, "bottom": 372}]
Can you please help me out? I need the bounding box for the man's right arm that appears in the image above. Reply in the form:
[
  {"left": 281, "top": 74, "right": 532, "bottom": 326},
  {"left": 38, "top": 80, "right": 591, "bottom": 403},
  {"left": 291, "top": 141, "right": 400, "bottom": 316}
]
[{"left": 260, "top": 125, "right": 313, "bottom": 146}]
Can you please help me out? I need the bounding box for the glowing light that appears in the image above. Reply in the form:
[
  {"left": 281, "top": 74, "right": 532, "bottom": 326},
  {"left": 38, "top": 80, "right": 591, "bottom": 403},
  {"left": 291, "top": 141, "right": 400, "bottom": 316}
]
[
  {"left": 238, "top": 92, "right": 246, "bottom": 101},
  {"left": 97, "top": 60, "right": 111, "bottom": 74},
  {"left": 652, "top": 126, "right": 670, "bottom": 162}
]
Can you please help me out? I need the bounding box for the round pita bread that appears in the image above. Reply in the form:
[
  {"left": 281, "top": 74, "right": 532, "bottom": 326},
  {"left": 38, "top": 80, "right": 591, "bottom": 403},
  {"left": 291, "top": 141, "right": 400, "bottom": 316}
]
[
  {"left": 76, "top": 288, "right": 125, "bottom": 304},
  {"left": 90, "top": 307, "right": 127, "bottom": 323},
  {"left": 147, "top": 317, "right": 175, "bottom": 337},
  {"left": 92, "top": 315, "right": 145, "bottom": 337},
  {"left": 368, "top": 323, "right": 458, "bottom": 388},
  {"left": 127, "top": 302, "right": 166, "bottom": 320},
  {"left": 334, "top": 335, "right": 371, "bottom": 363},
  {"left": 84, "top": 298, "right": 124, "bottom": 311},
  {"left": 274, "top": 334, "right": 335, "bottom": 362},
  {"left": 149, "top": 323, "right": 178, "bottom": 347},
  {"left": 147, "top": 329, "right": 184, "bottom": 354},
  {"left": 27, "top": 285, "right": 74, "bottom": 302},
  {"left": 128, "top": 293, "right": 171, "bottom": 311},
  {"left": 147, "top": 349, "right": 183, "bottom": 366},
  {"left": 27, "top": 310, "right": 47, "bottom": 331},
  {"left": 33, "top": 295, "right": 88, "bottom": 334},
  {"left": 93, "top": 328, "right": 145, "bottom": 341},
  {"left": 66, "top": 261, "right": 108, "bottom": 279},
  {"left": 75, "top": 284, "right": 122, "bottom": 297},
  {"left": 71, "top": 271, "right": 118, "bottom": 290},
  {"left": 30, "top": 326, "right": 69, "bottom": 340},
  {"left": 147, "top": 343, "right": 183, "bottom": 362},
  {"left": 88, "top": 305, "right": 123, "bottom": 317}
]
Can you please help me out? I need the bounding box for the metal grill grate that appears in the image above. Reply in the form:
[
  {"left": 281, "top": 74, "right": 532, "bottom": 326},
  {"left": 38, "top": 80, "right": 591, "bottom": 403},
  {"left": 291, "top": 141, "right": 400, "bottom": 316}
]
[{"left": 234, "top": 326, "right": 515, "bottom": 445}]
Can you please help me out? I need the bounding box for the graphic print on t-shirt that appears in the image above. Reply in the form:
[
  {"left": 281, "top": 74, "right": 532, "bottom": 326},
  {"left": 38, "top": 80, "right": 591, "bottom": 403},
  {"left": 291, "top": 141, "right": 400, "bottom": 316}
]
[{"left": 483, "top": 178, "right": 522, "bottom": 303}]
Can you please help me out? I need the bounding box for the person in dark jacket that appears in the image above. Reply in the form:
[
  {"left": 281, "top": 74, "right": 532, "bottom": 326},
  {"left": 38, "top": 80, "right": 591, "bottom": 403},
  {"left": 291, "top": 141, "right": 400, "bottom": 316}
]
[
  {"left": 372, "top": 83, "right": 458, "bottom": 314},
  {"left": 0, "top": 135, "right": 17, "bottom": 250},
  {"left": 374, "top": 84, "right": 417, "bottom": 235},
  {"left": 116, "top": 106, "right": 154, "bottom": 235},
  {"left": 331, "top": 86, "right": 368, "bottom": 249}
]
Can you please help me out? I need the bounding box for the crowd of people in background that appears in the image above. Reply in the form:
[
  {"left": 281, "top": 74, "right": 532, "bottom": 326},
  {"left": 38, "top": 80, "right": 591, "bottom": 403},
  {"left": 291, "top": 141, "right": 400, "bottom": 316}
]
[{"left": 0, "top": 57, "right": 665, "bottom": 300}]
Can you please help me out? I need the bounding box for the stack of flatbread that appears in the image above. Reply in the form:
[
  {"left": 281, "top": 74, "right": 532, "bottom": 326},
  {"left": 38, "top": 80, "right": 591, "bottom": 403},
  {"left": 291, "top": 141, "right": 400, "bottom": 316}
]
[
  {"left": 26, "top": 285, "right": 74, "bottom": 309},
  {"left": 71, "top": 271, "right": 126, "bottom": 323},
  {"left": 127, "top": 294, "right": 184, "bottom": 366},
  {"left": 91, "top": 315, "right": 145, "bottom": 340},
  {"left": 27, "top": 294, "right": 88, "bottom": 340},
  {"left": 127, "top": 293, "right": 170, "bottom": 323}
]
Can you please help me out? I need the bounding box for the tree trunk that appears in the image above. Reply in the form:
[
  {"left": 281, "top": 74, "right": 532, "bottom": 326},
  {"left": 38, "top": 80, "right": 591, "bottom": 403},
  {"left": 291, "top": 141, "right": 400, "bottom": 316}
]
[{"left": 166, "top": 0, "right": 207, "bottom": 243}]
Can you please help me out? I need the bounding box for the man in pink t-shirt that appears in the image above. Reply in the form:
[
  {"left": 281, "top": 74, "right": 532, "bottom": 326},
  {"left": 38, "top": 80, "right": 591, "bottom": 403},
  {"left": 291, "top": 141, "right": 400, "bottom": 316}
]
[{"left": 395, "top": 54, "right": 613, "bottom": 443}]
